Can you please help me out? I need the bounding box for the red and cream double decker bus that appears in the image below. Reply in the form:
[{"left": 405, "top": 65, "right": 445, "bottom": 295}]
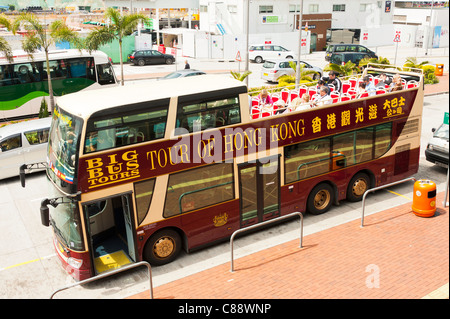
[{"left": 23, "top": 66, "right": 423, "bottom": 281}]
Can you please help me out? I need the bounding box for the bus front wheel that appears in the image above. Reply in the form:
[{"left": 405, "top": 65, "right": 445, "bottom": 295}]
[
  {"left": 144, "top": 229, "right": 182, "bottom": 266},
  {"left": 307, "top": 183, "right": 334, "bottom": 215}
]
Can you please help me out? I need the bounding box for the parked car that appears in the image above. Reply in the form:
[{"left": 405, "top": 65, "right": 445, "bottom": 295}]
[
  {"left": 425, "top": 122, "right": 449, "bottom": 167},
  {"left": 0, "top": 117, "right": 51, "bottom": 180},
  {"left": 328, "top": 52, "right": 372, "bottom": 66},
  {"left": 249, "top": 44, "right": 296, "bottom": 64},
  {"left": 158, "top": 69, "right": 206, "bottom": 80},
  {"left": 325, "top": 44, "right": 377, "bottom": 62},
  {"left": 261, "top": 59, "right": 322, "bottom": 83},
  {"left": 127, "top": 50, "right": 175, "bottom": 66}
]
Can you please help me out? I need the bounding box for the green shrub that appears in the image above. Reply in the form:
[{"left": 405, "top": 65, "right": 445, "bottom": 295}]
[
  {"left": 421, "top": 65, "right": 439, "bottom": 84},
  {"left": 39, "top": 98, "right": 49, "bottom": 118}
]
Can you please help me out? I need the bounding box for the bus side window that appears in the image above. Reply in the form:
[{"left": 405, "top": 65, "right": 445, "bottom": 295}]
[
  {"left": 134, "top": 178, "right": 156, "bottom": 224},
  {"left": 374, "top": 123, "right": 392, "bottom": 157},
  {"left": 176, "top": 96, "right": 241, "bottom": 133},
  {"left": 284, "top": 138, "right": 331, "bottom": 183},
  {"left": 85, "top": 106, "right": 168, "bottom": 153},
  {"left": 163, "top": 163, "right": 234, "bottom": 217}
]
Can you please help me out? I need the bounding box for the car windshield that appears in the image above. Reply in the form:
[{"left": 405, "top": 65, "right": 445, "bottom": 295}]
[
  {"left": 433, "top": 124, "right": 449, "bottom": 140},
  {"left": 47, "top": 105, "right": 83, "bottom": 191}
]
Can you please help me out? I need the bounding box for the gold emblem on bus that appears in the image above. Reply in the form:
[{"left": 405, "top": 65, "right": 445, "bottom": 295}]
[{"left": 213, "top": 213, "right": 228, "bottom": 227}]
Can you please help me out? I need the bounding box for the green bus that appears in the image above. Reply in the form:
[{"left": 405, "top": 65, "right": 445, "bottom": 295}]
[{"left": 0, "top": 49, "right": 117, "bottom": 121}]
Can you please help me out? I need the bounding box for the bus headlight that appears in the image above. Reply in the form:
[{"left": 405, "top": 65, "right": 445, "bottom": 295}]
[{"left": 67, "top": 257, "right": 83, "bottom": 269}]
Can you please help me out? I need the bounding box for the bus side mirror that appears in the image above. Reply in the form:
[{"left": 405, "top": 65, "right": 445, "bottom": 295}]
[
  {"left": 40, "top": 199, "right": 50, "bottom": 227},
  {"left": 19, "top": 164, "right": 27, "bottom": 188}
]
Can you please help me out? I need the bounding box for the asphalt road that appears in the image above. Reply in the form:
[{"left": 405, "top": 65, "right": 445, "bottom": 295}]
[
  {"left": 0, "top": 93, "right": 448, "bottom": 299},
  {"left": 114, "top": 44, "right": 449, "bottom": 89}
]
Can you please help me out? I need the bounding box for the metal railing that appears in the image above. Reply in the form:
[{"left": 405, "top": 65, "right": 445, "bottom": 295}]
[
  {"left": 360, "top": 177, "right": 416, "bottom": 227},
  {"left": 230, "top": 211, "right": 303, "bottom": 272},
  {"left": 50, "top": 261, "right": 153, "bottom": 299}
]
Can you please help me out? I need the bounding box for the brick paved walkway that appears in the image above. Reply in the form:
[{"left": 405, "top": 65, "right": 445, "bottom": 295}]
[
  {"left": 424, "top": 72, "right": 449, "bottom": 96},
  {"left": 129, "top": 192, "right": 449, "bottom": 299}
]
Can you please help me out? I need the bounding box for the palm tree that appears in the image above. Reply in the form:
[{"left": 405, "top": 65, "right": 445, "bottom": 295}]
[
  {"left": 359, "top": 56, "right": 391, "bottom": 69},
  {"left": 230, "top": 70, "right": 252, "bottom": 82},
  {"left": 12, "top": 13, "right": 81, "bottom": 112},
  {"left": 0, "top": 14, "right": 14, "bottom": 63},
  {"left": 84, "top": 8, "right": 149, "bottom": 86},
  {"left": 288, "top": 60, "right": 320, "bottom": 82},
  {"left": 324, "top": 61, "right": 359, "bottom": 77},
  {"left": 403, "top": 57, "right": 430, "bottom": 72}
]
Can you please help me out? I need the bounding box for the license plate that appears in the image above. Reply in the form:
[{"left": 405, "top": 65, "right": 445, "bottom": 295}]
[{"left": 263, "top": 73, "right": 268, "bottom": 76}]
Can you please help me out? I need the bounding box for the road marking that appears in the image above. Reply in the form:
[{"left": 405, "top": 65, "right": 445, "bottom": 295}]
[
  {"left": 0, "top": 253, "right": 56, "bottom": 273},
  {"left": 385, "top": 189, "right": 412, "bottom": 201}
]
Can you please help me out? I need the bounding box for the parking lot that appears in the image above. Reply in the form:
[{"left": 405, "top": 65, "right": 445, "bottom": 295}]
[{"left": 115, "top": 45, "right": 449, "bottom": 89}]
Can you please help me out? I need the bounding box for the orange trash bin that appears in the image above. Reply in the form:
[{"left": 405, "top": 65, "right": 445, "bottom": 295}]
[
  {"left": 435, "top": 64, "right": 444, "bottom": 76},
  {"left": 412, "top": 179, "right": 437, "bottom": 217}
]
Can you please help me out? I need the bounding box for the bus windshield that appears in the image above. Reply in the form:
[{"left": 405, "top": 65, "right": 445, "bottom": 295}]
[{"left": 48, "top": 105, "right": 83, "bottom": 191}]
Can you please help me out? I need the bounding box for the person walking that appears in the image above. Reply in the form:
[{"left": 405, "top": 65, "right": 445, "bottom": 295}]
[{"left": 184, "top": 60, "right": 190, "bottom": 69}]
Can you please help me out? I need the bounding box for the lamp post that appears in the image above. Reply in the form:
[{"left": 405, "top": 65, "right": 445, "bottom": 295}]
[
  {"left": 245, "top": 0, "right": 250, "bottom": 86},
  {"left": 425, "top": 0, "right": 434, "bottom": 56},
  {"left": 295, "top": 0, "right": 304, "bottom": 88}
]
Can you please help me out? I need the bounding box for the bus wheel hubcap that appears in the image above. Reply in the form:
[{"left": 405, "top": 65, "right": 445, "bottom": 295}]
[
  {"left": 314, "top": 190, "right": 330, "bottom": 210},
  {"left": 154, "top": 237, "right": 174, "bottom": 258},
  {"left": 352, "top": 179, "right": 367, "bottom": 197}
]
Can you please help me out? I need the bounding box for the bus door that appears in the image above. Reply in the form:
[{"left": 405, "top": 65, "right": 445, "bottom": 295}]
[
  {"left": 82, "top": 193, "right": 137, "bottom": 275},
  {"left": 238, "top": 156, "right": 280, "bottom": 227}
]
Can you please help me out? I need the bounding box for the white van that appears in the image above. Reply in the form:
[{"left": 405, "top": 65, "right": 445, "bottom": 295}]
[
  {"left": 425, "top": 123, "right": 449, "bottom": 168},
  {"left": 249, "top": 44, "right": 296, "bottom": 63},
  {"left": 0, "top": 117, "right": 51, "bottom": 180}
]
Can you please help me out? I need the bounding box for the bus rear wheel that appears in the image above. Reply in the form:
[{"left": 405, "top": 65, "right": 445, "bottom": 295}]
[
  {"left": 307, "top": 183, "right": 334, "bottom": 215},
  {"left": 144, "top": 229, "right": 181, "bottom": 266},
  {"left": 347, "top": 173, "right": 370, "bottom": 202}
]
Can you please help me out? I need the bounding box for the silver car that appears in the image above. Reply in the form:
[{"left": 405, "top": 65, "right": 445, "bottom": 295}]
[
  {"left": 261, "top": 59, "right": 322, "bottom": 83},
  {"left": 0, "top": 117, "right": 51, "bottom": 180}
]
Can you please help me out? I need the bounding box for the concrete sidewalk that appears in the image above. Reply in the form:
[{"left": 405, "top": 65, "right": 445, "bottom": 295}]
[{"left": 128, "top": 192, "right": 448, "bottom": 299}]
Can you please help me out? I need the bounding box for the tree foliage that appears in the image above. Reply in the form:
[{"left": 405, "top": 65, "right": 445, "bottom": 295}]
[
  {"left": 84, "top": 8, "right": 149, "bottom": 86},
  {"left": 230, "top": 70, "right": 252, "bottom": 81},
  {"left": 0, "top": 14, "right": 13, "bottom": 63}
]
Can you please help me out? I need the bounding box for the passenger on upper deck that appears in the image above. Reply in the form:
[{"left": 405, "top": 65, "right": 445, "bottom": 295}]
[
  {"left": 389, "top": 74, "right": 403, "bottom": 92},
  {"left": 356, "top": 82, "right": 367, "bottom": 98},
  {"left": 287, "top": 93, "right": 311, "bottom": 112},
  {"left": 257, "top": 89, "right": 274, "bottom": 106},
  {"left": 317, "top": 80, "right": 330, "bottom": 95},
  {"left": 362, "top": 76, "right": 376, "bottom": 96},
  {"left": 311, "top": 87, "right": 332, "bottom": 107},
  {"left": 376, "top": 73, "right": 392, "bottom": 88},
  {"left": 321, "top": 71, "right": 342, "bottom": 93}
]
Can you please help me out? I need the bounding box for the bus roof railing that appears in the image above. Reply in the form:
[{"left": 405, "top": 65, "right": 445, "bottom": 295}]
[{"left": 366, "top": 63, "right": 424, "bottom": 75}]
